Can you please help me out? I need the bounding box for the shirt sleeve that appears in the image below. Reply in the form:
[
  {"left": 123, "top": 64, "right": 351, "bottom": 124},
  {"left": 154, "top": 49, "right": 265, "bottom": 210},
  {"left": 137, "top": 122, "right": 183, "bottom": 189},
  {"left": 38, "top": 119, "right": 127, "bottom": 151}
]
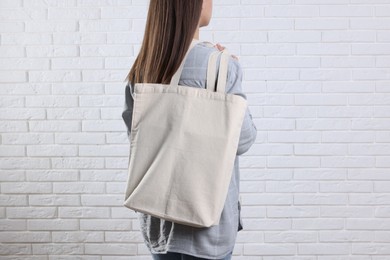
[{"left": 225, "top": 56, "right": 257, "bottom": 155}]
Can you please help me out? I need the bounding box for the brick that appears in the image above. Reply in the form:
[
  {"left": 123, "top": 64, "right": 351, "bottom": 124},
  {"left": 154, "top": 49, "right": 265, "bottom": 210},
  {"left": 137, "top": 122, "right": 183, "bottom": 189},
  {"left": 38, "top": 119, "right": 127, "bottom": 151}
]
[
  {"left": 0, "top": 145, "right": 25, "bottom": 156},
  {"left": 32, "top": 243, "right": 83, "bottom": 254},
  {"left": 244, "top": 243, "right": 296, "bottom": 255},
  {"left": 52, "top": 231, "right": 104, "bottom": 243},
  {"left": 26, "top": 170, "right": 78, "bottom": 181},
  {"left": 265, "top": 231, "right": 317, "bottom": 243},
  {"left": 104, "top": 231, "right": 143, "bottom": 243},
  {"left": 28, "top": 70, "right": 81, "bottom": 82},
  {"left": 51, "top": 157, "right": 104, "bottom": 169},
  {"left": 268, "top": 131, "right": 321, "bottom": 143},
  {"left": 320, "top": 181, "right": 372, "bottom": 192},
  {"left": 320, "top": 5, "right": 374, "bottom": 16},
  {"left": 294, "top": 194, "right": 348, "bottom": 205},
  {"left": 2, "top": 182, "right": 52, "bottom": 194},
  {"left": 0, "top": 0, "right": 22, "bottom": 7},
  {"left": 79, "top": 170, "right": 127, "bottom": 181},
  {"left": 79, "top": 145, "right": 128, "bottom": 156},
  {"left": 7, "top": 207, "right": 56, "bottom": 218},
  {"left": 321, "top": 156, "right": 375, "bottom": 167},
  {"left": 294, "top": 169, "right": 346, "bottom": 180},
  {"left": 349, "top": 193, "right": 390, "bottom": 205},
  {"left": 321, "top": 206, "right": 373, "bottom": 218},
  {"left": 84, "top": 243, "right": 137, "bottom": 255},
  {"left": 241, "top": 18, "right": 293, "bottom": 30},
  {"left": 0, "top": 71, "right": 27, "bottom": 82},
  {"left": 0, "top": 83, "right": 51, "bottom": 95},
  {"left": 29, "top": 195, "right": 79, "bottom": 206},
  {"left": 27, "top": 219, "right": 79, "bottom": 231},
  {"left": 26, "top": 45, "right": 78, "bottom": 57},
  {"left": 47, "top": 108, "right": 100, "bottom": 120},
  {"left": 292, "top": 218, "right": 344, "bottom": 230},
  {"left": 0, "top": 219, "right": 27, "bottom": 230},
  {"left": 0, "top": 58, "right": 50, "bottom": 69},
  {"left": 299, "top": 243, "right": 349, "bottom": 254},
  {"left": 0, "top": 170, "right": 25, "bottom": 181},
  {"left": 80, "top": 219, "right": 131, "bottom": 231},
  {"left": 101, "top": 6, "right": 147, "bottom": 19},
  {"left": 0, "top": 158, "right": 50, "bottom": 169},
  {"left": 296, "top": 119, "right": 350, "bottom": 130},
  {"left": 27, "top": 145, "right": 78, "bottom": 157},
  {"left": 25, "top": 21, "right": 77, "bottom": 32},
  {"left": 267, "top": 206, "right": 318, "bottom": 218},
  {"left": 29, "top": 121, "right": 80, "bottom": 132},
  {"left": 0, "top": 96, "right": 24, "bottom": 107},
  {"left": 1, "top": 32, "right": 52, "bottom": 45},
  {"left": 297, "top": 43, "right": 350, "bottom": 55},
  {"left": 53, "top": 182, "right": 105, "bottom": 193},
  {"left": 111, "top": 207, "right": 138, "bottom": 218},
  {"left": 322, "top": 31, "right": 376, "bottom": 42},
  {"left": 295, "top": 18, "right": 349, "bottom": 29},
  {"left": 55, "top": 133, "right": 105, "bottom": 144},
  {"left": 351, "top": 18, "right": 390, "bottom": 29},
  {"left": 295, "top": 144, "right": 348, "bottom": 155},
  {"left": 0, "top": 232, "right": 50, "bottom": 242},
  {"left": 81, "top": 195, "right": 122, "bottom": 206},
  {"left": 0, "top": 46, "right": 24, "bottom": 57},
  {"left": 319, "top": 230, "right": 374, "bottom": 242},
  {"left": 51, "top": 83, "right": 104, "bottom": 94},
  {"left": 80, "top": 45, "right": 133, "bottom": 57},
  {"left": 0, "top": 108, "right": 45, "bottom": 120},
  {"left": 0, "top": 244, "right": 31, "bottom": 255},
  {"left": 58, "top": 207, "right": 109, "bottom": 218},
  {"left": 268, "top": 156, "right": 320, "bottom": 168},
  {"left": 322, "top": 131, "right": 375, "bottom": 143},
  {"left": 51, "top": 57, "right": 103, "bottom": 69},
  {"left": 0, "top": 195, "right": 27, "bottom": 206},
  {"left": 79, "top": 20, "right": 130, "bottom": 32},
  {"left": 48, "top": 7, "right": 100, "bottom": 19},
  {"left": 351, "top": 243, "right": 390, "bottom": 254},
  {"left": 241, "top": 193, "right": 292, "bottom": 205}
]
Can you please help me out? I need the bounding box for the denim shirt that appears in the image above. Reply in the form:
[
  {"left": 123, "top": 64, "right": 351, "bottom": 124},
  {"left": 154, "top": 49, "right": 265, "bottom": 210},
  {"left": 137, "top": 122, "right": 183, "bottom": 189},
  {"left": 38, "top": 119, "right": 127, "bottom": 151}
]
[{"left": 122, "top": 40, "right": 257, "bottom": 259}]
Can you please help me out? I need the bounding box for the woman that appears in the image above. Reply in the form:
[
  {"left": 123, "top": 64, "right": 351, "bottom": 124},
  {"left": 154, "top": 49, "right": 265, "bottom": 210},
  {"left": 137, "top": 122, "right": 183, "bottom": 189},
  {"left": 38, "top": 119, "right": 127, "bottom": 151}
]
[{"left": 122, "top": 0, "right": 257, "bottom": 259}]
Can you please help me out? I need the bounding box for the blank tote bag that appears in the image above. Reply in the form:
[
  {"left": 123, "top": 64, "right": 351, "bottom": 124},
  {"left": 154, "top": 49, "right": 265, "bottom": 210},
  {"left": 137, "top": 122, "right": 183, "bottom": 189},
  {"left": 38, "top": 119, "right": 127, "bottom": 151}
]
[{"left": 123, "top": 40, "right": 247, "bottom": 228}]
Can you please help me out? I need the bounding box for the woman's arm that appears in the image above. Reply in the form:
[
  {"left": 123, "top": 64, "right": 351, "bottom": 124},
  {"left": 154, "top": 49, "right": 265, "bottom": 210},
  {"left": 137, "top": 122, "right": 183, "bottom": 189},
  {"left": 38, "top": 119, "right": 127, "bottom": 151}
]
[{"left": 226, "top": 57, "right": 258, "bottom": 155}]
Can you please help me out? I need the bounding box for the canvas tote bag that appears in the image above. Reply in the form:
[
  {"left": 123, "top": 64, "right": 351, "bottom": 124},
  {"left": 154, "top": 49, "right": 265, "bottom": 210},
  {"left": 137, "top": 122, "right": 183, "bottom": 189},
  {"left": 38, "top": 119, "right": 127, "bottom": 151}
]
[{"left": 123, "top": 40, "right": 247, "bottom": 228}]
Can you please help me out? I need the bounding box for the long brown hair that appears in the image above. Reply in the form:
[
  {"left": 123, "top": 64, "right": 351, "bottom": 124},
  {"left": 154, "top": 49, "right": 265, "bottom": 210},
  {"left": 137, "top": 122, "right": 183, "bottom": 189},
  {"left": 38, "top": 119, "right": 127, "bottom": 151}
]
[{"left": 124, "top": 0, "right": 203, "bottom": 86}]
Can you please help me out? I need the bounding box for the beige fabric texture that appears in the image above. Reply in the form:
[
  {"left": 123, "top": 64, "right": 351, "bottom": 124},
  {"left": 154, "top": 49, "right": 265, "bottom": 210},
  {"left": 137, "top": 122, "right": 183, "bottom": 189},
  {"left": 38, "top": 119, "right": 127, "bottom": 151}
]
[{"left": 123, "top": 40, "right": 247, "bottom": 228}]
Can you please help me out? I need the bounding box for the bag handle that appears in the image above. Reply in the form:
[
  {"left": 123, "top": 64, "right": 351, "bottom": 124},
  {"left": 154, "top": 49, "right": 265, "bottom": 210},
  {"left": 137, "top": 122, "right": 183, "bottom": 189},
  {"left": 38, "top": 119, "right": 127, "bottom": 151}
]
[
  {"left": 216, "top": 50, "right": 229, "bottom": 93},
  {"left": 207, "top": 49, "right": 230, "bottom": 93},
  {"left": 170, "top": 39, "right": 200, "bottom": 86},
  {"left": 170, "top": 39, "right": 230, "bottom": 94},
  {"left": 206, "top": 50, "right": 220, "bottom": 92}
]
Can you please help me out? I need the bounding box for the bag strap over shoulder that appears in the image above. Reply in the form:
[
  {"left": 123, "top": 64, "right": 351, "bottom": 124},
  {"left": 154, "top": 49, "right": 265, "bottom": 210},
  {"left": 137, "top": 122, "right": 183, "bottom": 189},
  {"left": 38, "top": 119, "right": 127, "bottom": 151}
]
[
  {"left": 216, "top": 50, "right": 229, "bottom": 93},
  {"left": 207, "top": 49, "right": 230, "bottom": 93},
  {"left": 170, "top": 39, "right": 230, "bottom": 94},
  {"left": 206, "top": 50, "right": 220, "bottom": 92},
  {"left": 170, "top": 40, "right": 199, "bottom": 86}
]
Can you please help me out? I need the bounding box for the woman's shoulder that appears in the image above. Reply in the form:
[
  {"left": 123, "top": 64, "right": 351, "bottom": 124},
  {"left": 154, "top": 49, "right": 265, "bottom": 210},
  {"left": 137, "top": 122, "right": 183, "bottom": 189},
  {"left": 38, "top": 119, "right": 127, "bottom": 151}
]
[{"left": 191, "top": 41, "right": 242, "bottom": 73}]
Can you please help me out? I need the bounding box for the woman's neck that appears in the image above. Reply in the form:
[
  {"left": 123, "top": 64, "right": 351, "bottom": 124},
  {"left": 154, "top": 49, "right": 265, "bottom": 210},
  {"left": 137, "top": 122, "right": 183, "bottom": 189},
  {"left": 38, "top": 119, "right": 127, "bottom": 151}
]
[{"left": 193, "top": 27, "right": 199, "bottom": 40}]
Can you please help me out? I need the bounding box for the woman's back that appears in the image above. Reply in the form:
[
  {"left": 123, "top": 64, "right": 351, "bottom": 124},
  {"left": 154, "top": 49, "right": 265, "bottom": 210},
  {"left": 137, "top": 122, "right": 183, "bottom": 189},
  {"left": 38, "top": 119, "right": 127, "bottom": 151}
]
[{"left": 122, "top": 39, "right": 257, "bottom": 259}]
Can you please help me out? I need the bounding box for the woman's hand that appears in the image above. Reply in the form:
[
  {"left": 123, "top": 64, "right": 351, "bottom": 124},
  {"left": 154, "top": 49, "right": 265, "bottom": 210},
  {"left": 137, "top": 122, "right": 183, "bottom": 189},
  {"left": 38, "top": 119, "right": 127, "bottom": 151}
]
[{"left": 215, "top": 43, "right": 239, "bottom": 61}]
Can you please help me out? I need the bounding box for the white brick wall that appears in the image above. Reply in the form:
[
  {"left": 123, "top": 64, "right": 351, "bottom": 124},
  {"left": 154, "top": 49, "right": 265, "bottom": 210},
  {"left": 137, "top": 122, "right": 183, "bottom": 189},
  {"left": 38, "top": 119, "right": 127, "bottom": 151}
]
[{"left": 1, "top": 0, "right": 390, "bottom": 258}]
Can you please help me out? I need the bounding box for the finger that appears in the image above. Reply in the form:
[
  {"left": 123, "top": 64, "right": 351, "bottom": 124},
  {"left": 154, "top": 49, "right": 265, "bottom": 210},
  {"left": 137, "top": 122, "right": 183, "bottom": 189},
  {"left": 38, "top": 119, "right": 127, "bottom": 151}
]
[{"left": 216, "top": 43, "right": 225, "bottom": 50}]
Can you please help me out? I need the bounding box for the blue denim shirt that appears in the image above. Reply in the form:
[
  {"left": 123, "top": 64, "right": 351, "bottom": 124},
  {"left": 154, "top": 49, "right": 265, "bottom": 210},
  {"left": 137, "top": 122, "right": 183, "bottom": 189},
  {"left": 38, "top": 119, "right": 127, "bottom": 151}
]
[{"left": 122, "top": 40, "right": 257, "bottom": 259}]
